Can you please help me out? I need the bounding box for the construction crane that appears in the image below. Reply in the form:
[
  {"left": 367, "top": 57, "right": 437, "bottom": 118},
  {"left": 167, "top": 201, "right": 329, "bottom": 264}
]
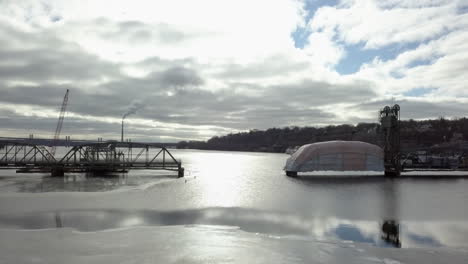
[{"left": 50, "top": 89, "right": 69, "bottom": 157}]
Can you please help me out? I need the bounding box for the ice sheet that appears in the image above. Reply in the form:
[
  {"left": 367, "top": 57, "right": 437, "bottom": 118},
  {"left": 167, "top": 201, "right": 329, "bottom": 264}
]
[{"left": 0, "top": 226, "right": 467, "bottom": 264}]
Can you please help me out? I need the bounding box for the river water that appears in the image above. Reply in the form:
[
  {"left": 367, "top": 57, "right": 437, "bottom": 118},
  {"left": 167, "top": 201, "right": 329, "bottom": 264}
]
[{"left": 0, "top": 149, "right": 467, "bottom": 250}]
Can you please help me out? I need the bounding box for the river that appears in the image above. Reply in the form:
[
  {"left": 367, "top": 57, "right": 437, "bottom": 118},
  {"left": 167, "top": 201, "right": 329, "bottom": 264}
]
[{"left": 0, "top": 149, "right": 467, "bottom": 256}]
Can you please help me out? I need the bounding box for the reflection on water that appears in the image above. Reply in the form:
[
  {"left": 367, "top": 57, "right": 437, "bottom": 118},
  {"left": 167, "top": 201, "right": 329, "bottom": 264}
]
[
  {"left": 286, "top": 175, "right": 386, "bottom": 185},
  {"left": 0, "top": 207, "right": 465, "bottom": 249},
  {"left": 55, "top": 212, "right": 63, "bottom": 228},
  {"left": 1, "top": 150, "right": 468, "bottom": 251},
  {"left": 289, "top": 176, "right": 404, "bottom": 247},
  {"left": 17, "top": 174, "right": 129, "bottom": 192},
  {"left": 5, "top": 173, "right": 178, "bottom": 192},
  {"left": 381, "top": 220, "right": 401, "bottom": 247}
]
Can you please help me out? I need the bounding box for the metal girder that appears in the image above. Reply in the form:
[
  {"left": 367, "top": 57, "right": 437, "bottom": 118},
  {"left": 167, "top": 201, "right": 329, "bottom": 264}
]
[
  {"left": 0, "top": 140, "right": 183, "bottom": 177},
  {"left": 0, "top": 142, "right": 55, "bottom": 165}
]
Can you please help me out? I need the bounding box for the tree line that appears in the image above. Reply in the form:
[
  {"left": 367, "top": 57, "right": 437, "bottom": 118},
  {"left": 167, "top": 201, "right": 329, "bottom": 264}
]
[{"left": 177, "top": 117, "right": 468, "bottom": 153}]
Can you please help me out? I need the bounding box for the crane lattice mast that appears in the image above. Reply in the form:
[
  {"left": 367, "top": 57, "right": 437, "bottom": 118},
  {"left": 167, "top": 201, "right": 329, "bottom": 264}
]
[{"left": 50, "top": 89, "right": 69, "bottom": 157}]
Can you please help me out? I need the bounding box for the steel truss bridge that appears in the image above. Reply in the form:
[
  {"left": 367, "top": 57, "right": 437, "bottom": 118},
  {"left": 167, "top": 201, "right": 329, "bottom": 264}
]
[{"left": 0, "top": 140, "right": 184, "bottom": 177}]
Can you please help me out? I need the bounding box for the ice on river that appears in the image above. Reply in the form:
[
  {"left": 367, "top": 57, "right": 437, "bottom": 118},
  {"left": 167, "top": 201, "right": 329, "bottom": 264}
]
[
  {"left": 1, "top": 150, "right": 468, "bottom": 263},
  {"left": 1, "top": 225, "right": 467, "bottom": 264}
]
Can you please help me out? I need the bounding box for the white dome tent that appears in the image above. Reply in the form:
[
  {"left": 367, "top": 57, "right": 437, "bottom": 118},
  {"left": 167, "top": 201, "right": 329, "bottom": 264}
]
[{"left": 284, "top": 141, "right": 384, "bottom": 176}]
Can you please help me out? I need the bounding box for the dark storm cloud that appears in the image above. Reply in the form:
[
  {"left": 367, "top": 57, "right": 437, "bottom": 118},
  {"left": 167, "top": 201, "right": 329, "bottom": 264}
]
[
  {"left": 0, "top": 84, "right": 127, "bottom": 118},
  {"left": 0, "top": 24, "right": 121, "bottom": 83},
  {"left": 1, "top": 85, "right": 72, "bottom": 106},
  {"left": 120, "top": 85, "right": 340, "bottom": 130},
  {"left": 0, "top": 113, "right": 63, "bottom": 133},
  {"left": 0, "top": 48, "right": 120, "bottom": 82},
  {"left": 0, "top": 112, "right": 210, "bottom": 141},
  {"left": 0, "top": 71, "right": 371, "bottom": 132},
  {"left": 155, "top": 66, "right": 204, "bottom": 87},
  {"left": 0, "top": 79, "right": 339, "bottom": 132}
]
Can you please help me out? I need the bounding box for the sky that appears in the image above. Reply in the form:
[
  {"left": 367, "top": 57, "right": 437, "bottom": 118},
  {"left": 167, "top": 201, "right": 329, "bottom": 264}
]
[{"left": 0, "top": 0, "right": 467, "bottom": 142}]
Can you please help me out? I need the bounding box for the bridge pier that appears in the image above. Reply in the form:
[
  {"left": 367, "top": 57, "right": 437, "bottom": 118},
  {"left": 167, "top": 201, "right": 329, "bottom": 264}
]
[
  {"left": 384, "top": 169, "right": 400, "bottom": 177},
  {"left": 51, "top": 167, "right": 64, "bottom": 177},
  {"left": 178, "top": 166, "right": 185, "bottom": 178},
  {"left": 286, "top": 171, "right": 297, "bottom": 177}
]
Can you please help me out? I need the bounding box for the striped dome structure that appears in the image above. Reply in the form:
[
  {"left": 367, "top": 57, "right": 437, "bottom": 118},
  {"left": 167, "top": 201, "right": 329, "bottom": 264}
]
[{"left": 284, "top": 141, "right": 384, "bottom": 175}]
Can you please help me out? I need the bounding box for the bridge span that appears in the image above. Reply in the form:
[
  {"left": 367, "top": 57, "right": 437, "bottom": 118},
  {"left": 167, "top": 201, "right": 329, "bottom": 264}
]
[{"left": 0, "top": 139, "right": 184, "bottom": 177}]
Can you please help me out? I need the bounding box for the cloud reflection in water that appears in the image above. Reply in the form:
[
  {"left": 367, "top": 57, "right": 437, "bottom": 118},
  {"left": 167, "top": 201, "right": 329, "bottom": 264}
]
[{"left": 0, "top": 207, "right": 465, "bottom": 249}]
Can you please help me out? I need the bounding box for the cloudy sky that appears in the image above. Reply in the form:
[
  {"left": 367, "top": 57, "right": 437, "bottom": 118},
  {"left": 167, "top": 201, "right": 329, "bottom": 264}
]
[{"left": 0, "top": 0, "right": 467, "bottom": 142}]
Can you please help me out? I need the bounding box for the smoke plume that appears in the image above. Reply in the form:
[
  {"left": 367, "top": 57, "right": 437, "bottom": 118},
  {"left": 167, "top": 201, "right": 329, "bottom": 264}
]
[{"left": 122, "top": 100, "right": 144, "bottom": 120}]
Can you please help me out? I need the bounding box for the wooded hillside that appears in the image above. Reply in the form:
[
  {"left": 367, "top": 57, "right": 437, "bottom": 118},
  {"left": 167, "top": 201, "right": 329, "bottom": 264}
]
[{"left": 177, "top": 118, "right": 468, "bottom": 153}]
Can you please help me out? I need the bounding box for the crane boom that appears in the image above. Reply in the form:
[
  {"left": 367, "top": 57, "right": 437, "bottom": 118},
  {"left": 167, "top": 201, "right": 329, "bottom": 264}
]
[{"left": 50, "top": 89, "right": 69, "bottom": 157}]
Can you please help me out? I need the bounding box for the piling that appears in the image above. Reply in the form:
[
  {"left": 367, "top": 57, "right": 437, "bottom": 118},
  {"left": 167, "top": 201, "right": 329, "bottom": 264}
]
[
  {"left": 178, "top": 166, "right": 185, "bottom": 178},
  {"left": 51, "top": 167, "right": 64, "bottom": 177}
]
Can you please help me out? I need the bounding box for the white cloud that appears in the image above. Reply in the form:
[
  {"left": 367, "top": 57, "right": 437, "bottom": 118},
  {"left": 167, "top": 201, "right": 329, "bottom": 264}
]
[
  {"left": 302, "top": 31, "right": 345, "bottom": 67},
  {"left": 12, "top": 0, "right": 305, "bottom": 64},
  {"left": 311, "top": 0, "right": 464, "bottom": 49},
  {"left": 0, "top": 0, "right": 467, "bottom": 140},
  {"left": 301, "top": 0, "right": 468, "bottom": 99},
  {"left": 353, "top": 27, "right": 468, "bottom": 97}
]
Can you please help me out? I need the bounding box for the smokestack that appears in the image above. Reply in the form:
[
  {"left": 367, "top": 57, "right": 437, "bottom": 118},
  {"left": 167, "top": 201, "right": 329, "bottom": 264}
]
[
  {"left": 121, "top": 100, "right": 144, "bottom": 143},
  {"left": 121, "top": 119, "right": 124, "bottom": 142}
]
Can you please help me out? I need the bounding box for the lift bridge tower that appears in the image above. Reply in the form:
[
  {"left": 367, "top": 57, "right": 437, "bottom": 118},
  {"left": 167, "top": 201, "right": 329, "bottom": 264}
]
[{"left": 379, "top": 104, "right": 401, "bottom": 177}]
